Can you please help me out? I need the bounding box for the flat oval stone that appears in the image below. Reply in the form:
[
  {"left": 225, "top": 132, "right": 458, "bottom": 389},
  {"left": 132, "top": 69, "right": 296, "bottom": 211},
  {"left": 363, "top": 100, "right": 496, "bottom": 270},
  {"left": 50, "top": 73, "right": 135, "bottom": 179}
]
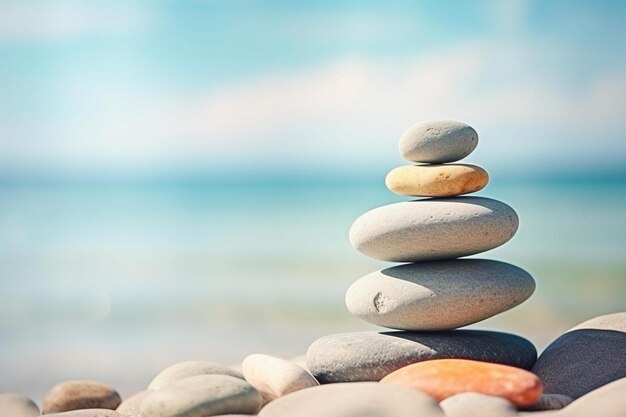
[
  {"left": 140, "top": 374, "right": 261, "bottom": 417},
  {"left": 306, "top": 330, "right": 537, "bottom": 383},
  {"left": 0, "top": 393, "right": 40, "bottom": 417},
  {"left": 242, "top": 354, "right": 318, "bottom": 403},
  {"left": 44, "top": 410, "right": 123, "bottom": 417},
  {"left": 147, "top": 360, "right": 244, "bottom": 390},
  {"left": 116, "top": 391, "right": 147, "bottom": 417},
  {"left": 346, "top": 259, "right": 535, "bottom": 330},
  {"left": 349, "top": 197, "right": 519, "bottom": 262},
  {"left": 399, "top": 120, "right": 478, "bottom": 163},
  {"left": 385, "top": 164, "right": 489, "bottom": 197},
  {"left": 258, "top": 382, "right": 444, "bottom": 417},
  {"left": 42, "top": 381, "right": 121, "bottom": 414},
  {"left": 381, "top": 359, "right": 543, "bottom": 407},
  {"left": 532, "top": 312, "right": 626, "bottom": 399},
  {"left": 440, "top": 393, "right": 518, "bottom": 417}
]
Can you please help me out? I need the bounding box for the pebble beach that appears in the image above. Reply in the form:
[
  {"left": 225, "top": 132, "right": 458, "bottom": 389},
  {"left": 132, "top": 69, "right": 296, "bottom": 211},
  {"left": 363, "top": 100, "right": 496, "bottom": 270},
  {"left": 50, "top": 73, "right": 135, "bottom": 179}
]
[{"left": 2, "top": 120, "right": 625, "bottom": 416}]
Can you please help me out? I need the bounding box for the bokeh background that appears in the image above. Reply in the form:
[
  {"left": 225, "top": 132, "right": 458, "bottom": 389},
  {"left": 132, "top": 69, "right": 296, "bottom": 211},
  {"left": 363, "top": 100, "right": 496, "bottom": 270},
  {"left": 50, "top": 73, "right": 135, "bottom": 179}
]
[{"left": 1, "top": 0, "right": 625, "bottom": 401}]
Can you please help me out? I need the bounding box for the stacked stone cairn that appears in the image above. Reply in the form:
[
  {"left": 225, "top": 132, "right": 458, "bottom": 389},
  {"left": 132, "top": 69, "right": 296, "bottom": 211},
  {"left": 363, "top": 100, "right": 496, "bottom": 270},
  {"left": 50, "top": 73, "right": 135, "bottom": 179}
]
[
  {"left": 305, "top": 120, "right": 544, "bottom": 408},
  {"left": 4, "top": 120, "right": 626, "bottom": 417}
]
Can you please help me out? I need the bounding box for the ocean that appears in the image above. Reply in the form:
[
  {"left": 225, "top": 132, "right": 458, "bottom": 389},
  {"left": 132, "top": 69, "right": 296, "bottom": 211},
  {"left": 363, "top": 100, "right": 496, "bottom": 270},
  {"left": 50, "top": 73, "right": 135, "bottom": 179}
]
[{"left": 1, "top": 174, "right": 625, "bottom": 400}]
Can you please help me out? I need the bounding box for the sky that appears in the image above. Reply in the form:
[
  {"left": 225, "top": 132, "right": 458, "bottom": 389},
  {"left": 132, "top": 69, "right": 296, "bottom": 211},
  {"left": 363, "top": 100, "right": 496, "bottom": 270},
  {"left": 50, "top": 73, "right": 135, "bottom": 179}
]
[{"left": 0, "top": 0, "right": 625, "bottom": 178}]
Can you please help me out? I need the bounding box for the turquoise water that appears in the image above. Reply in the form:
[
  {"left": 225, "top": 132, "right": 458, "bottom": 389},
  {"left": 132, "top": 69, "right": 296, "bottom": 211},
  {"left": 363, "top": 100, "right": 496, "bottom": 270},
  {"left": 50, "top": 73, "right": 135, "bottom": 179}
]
[{"left": 1, "top": 176, "right": 625, "bottom": 399}]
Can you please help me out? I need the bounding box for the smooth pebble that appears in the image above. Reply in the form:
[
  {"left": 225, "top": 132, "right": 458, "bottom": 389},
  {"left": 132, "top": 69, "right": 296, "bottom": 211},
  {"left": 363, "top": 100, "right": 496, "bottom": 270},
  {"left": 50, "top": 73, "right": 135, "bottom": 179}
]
[
  {"left": 440, "top": 393, "right": 518, "bottom": 417},
  {"left": 346, "top": 259, "right": 535, "bottom": 330},
  {"left": 140, "top": 374, "right": 261, "bottom": 417},
  {"left": 532, "top": 312, "right": 626, "bottom": 399},
  {"left": 385, "top": 164, "right": 488, "bottom": 197},
  {"left": 381, "top": 359, "right": 543, "bottom": 406},
  {"left": 42, "top": 381, "right": 121, "bottom": 414},
  {"left": 258, "top": 382, "right": 444, "bottom": 417},
  {"left": 0, "top": 393, "right": 40, "bottom": 417},
  {"left": 399, "top": 120, "right": 478, "bottom": 163},
  {"left": 147, "top": 361, "right": 244, "bottom": 391},
  {"left": 349, "top": 197, "right": 518, "bottom": 262},
  {"left": 241, "top": 354, "right": 318, "bottom": 403},
  {"left": 116, "top": 391, "right": 147, "bottom": 417},
  {"left": 523, "top": 393, "right": 573, "bottom": 411},
  {"left": 306, "top": 330, "right": 537, "bottom": 383}
]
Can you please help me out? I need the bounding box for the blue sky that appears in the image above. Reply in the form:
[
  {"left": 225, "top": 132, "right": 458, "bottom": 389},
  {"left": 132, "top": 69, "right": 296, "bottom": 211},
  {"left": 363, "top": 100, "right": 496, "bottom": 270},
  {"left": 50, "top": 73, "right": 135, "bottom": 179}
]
[{"left": 0, "top": 0, "right": 625, "bottom": 177}]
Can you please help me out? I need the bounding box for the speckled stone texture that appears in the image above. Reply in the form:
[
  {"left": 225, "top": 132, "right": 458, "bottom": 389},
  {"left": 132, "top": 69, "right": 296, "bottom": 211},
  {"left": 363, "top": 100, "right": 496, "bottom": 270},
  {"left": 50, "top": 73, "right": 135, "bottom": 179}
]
[
  {"left": 399, "top": 120, "right": 478, "bottom": 163},
  {"left": 147, "top": 360, "right": 244, "bottom": 390},
  {"left": 140, "top": 375, "right": 261, "bottom": 417},
  {"left": 0, "top": 393, "right": 40, "bottom": 417},
  {"left": 349, "top": 197, "right": 519, "bottom": 262},
  {"left": 345, "top": 259, "right": 535, "bottom": 330},
  {"left": 306, "top": 330, "right": 537, "bottom": 383},
  {"left": 385, "top": 164, "right": 489, "bottom": 197},
  {"left": 532, "top": 312, "right": 626, "bottom": 399},
  {"left": 257, "top": 382, "right": 444, "bottom": 417}
]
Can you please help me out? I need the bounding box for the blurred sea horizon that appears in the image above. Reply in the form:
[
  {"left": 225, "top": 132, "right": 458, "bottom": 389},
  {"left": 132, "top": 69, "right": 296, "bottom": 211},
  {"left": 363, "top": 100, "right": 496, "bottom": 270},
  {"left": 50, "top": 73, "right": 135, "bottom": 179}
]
[{"left": 1, "top": 169, "right": 625, "bottom": 400}]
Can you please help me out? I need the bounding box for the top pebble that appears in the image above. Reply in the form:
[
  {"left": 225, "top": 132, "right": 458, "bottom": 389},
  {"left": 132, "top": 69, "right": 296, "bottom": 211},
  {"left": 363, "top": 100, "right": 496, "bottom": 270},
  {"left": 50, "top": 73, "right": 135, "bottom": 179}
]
[{"left": 399, "top": 120, "right": 478, "bottom": 163}]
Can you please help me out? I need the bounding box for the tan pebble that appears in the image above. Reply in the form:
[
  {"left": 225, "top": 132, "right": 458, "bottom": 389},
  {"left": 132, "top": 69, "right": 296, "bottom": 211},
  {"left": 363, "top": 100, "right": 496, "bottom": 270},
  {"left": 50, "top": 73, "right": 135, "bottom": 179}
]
[
  {"left": 0, "top": 393, "right": 40, "bottom": 417},
  {"left": 42, "top": 381, "right": 121, "bottom": 414},
  {"left": 385, "top": 164, "right": 488, "bottom": 197},
  {"left": 116, "top": 391, "right": 147, "bottom": 417},
  {"left": 242, "top": 354, "right": 318, "bottom": 403}
]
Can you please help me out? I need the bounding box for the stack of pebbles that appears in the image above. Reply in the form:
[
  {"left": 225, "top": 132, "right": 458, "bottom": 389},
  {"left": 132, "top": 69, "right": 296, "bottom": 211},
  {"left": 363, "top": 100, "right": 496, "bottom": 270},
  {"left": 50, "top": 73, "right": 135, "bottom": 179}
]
[{"left": 305, "top": 120, "right": 542, "bottom": 406}]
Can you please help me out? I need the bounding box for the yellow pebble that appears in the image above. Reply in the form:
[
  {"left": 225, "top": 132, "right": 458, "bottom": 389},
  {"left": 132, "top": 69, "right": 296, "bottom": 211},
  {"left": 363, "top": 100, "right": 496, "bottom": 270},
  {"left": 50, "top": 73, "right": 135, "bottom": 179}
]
[{"left": 385, "top": 164, "right": 489, "bottom": 197}]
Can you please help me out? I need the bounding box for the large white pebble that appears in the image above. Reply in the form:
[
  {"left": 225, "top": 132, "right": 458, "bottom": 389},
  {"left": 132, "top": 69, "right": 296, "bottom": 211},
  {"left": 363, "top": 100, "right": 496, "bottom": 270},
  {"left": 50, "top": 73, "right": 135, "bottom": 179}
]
[
  {"left": 349, "top": 197, "right": 518, "bottom": 262},
  {"left": 345, "top": 259, "right": 535, "bottom": 330},
  {"left": 399, "top": 120, "right": 478, "bottom": 163},
  {"left": 140, "top": 375, "right": 261, "bottom": 417},
  {"left": 441, "top": 393, "right": 518, "bottom": 417},
  {"left": 242, "top": 354, "right": 318, "bottom": 402},
  {"left": 258, "top": 382, "right": 444, "bottom": 417},
  {"left": 147, "top": 360, "right": 243, "bottom": 390}
]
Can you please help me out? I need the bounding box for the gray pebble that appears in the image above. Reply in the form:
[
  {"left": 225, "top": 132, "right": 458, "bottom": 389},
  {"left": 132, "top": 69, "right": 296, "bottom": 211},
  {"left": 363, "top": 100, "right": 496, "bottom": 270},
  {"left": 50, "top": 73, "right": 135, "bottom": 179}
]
[
  {"left": 147, "top": 361, "right": 244, "bottom": 391},
  {"left": 399, "top": 120, "right": 478, "bottom": 163},
  {"left": 42, "top": 381, "right": 121, "bottom": 414},
  {"left": 306, "top": 330, "right": 537, "bottom": 383},
  {"left": 440, "top": 393, "right": 518, "bottom": 417},
  {"left": 140, "top": 374, "right": 261, "bottom": 417},
  {"left": 523, "top": 394, "right": 573, "bottom": 411},
  {"left": 258, "top": 382, "right": 444, "bottom": 417},
  {"left": 532, "top": 312, "right": 626, "bottom": 399},
  {"left": 345, "top": 259, "right": 535, "bottom": 330},
  {"left": 0, "top": 393, "right": 39, "bottom": 417},
  {"left": 349, "top": 197, "right": 518, "bottom": 262}
]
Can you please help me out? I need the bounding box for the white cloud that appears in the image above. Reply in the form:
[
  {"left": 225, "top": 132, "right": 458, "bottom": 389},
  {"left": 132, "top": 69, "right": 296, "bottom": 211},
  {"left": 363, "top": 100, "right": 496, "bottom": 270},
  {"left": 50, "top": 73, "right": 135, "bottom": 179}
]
[
  {"left": 1, "top": 40, "right": 626, "bottom": 171},
  {"left": 0, "top": 0, "right": 150, "bottom": 40}
]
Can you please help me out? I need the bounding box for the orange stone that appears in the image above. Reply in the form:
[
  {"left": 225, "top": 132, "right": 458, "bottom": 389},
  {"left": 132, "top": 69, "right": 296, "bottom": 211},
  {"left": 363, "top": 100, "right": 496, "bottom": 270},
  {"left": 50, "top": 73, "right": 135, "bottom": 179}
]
[{"left": 380, "top": 359, "right": 543, "bottom": 407}]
